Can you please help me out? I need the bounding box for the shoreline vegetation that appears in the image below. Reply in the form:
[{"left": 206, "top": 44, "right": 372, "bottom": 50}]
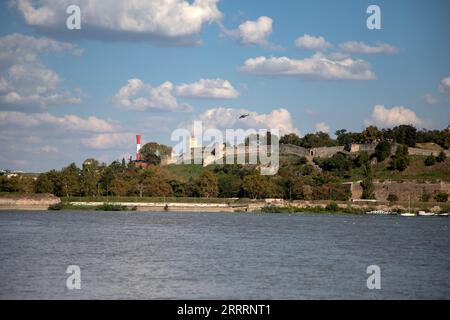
[
  {"left": 1, "top": 125, "right": 449, "bottom": 214},
  {"left": 1, "top": 193, "right": 449, "bottom": 215}
]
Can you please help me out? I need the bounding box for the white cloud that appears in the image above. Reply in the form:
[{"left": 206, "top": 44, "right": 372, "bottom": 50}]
[
  {"left": 339, "top": 41, "right": 398, "bottom": 55},
  {"left": 175, "top": 78, "right": 239, "bottom": 99},
  {"left": 113, "top": 79, "right": 193, "bottom": 112},
  {"left": 12, "top": 0, "right": 222, "bottom": 45},
  {"left": 0, "top": 111, "right": 118, "bottom": 132},
  {"left": 240, "top": 53, "right": 375, "bottom": 80},
  {"left": 237, "top": 16, "right": 273, "bottom": 46},
  {"left": 40, "top": 145, "right": 58, "bottom": 153},
  {"left": 438, "top": 77, "right": 450, "bottom": 93},
  {"left": 294, "top": 34, "right": 332, "bottom": 51},
  {"left": 315, "top": 122, "right": 330, "bottom": 133},
  {"left": 0, "top": 33, "right": 82, "bottom": 109},
  {"left": 189, "top": 107, "right": 299, "bottom": 136},
  {"left": 424, "top": 93, "right": 439, "bottom": 105},
  {"left": 365, "top": 105, "right": 428, "bottom": 128},
  {"left": 81, "top": 132, "right": 135, "bottom": 150},
  {"left": 221, "top": 16, "right": 281, "bottom": 49}
]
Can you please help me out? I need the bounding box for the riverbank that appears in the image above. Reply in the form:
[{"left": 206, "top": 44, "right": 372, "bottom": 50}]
[{"left": 1, "top": 193, "right": 449, "bottom": 214}]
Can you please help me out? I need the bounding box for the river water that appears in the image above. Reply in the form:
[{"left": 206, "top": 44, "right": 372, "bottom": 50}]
[{"left": 0, "top": 211, "right": 449, "bottom": 299}]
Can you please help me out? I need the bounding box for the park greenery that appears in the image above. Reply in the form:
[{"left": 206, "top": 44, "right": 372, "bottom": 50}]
[{"left": 1, "top": 125, "right": 449, "bottom": 202}]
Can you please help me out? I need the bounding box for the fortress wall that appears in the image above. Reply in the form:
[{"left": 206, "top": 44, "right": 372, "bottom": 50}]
[
  {"left": 311, "top": 146, "right": 345, "bottom": 158},
  {"left": 407, "top": 147, "right": 450, "bottom": 157},
  {"left": 349, "top": 181, "right": 450, "bottom": 202},
  {"left": 280, "top": 144, "right": 310, "bottom": 157}
]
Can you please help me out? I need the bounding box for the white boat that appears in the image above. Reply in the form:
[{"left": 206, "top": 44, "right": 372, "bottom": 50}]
[
  {"left": 366, "top": 210, "right": 393, "bottom": 215},
  {"left": 418, "top": 211, "right": 435, "bottom": 217},
  {"left": 401, "top": 195, "right": 416, "bottom": 217},
  {"left": 438, "top": 213, "right": 449, "bottom": 217},
  {"left": 401, "top": 213, "right": 416, "bottom": 217}
]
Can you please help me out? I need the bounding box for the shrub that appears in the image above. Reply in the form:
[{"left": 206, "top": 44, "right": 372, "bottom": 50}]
[
  {"left": 374, "top": 141, "right": 391, "bottom": 162},
  {"left": 424, "top": 155, "right": 436, "bottom": 166},
  {"left": 436, "top": 151, "right": 446, "bottom": 163},
  {"left": 387, "top": 193, "right": 398, "bottom": 203},
  {"left": 325, "top": 202, "right": 339, "bottom": 212},
  {"left": 421, "top": 192, "right": 431, "bottom": 202},
  {"left": 48, "top": 202, "right": 64, "bottom": 210},
  {"left": 434, "top": 192, "right": 449, "bottom": 203},
  {"left": 95, "top": 203, "right": 127, "bottom": 211}
]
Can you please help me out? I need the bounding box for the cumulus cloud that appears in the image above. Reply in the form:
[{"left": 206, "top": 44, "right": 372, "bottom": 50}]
[
  {"left": 236, "top": 16, "right": 273, "bottom": 46},
  {"left": 294, "top": 34, "right": 332, "bottom": 51},
  {"left": 438, "top": 77, "right": 450, "bottom": 93},
  {"left": 81, "top": 132, "right": 135, "bottom": 150},
  {"left": 175, "top": 78, "right": 239, "bottom": 99},
  {"left": 339, "top": 41, "right": 398, "bottom": 55},
  {"left": 365, "top": 105, "right": 428, "bottom": 128},
  {"left": 113, "top": 79, "right": 193, "bottom": 112},
  {"left": 0, "top": 33, "right": 82, "bottom": 109},
  {"left": 188, "top": 107, "right": 299, "bottom": 136},
  {"left": 12, "top": 0, "right": 222, "bottom": 45},
  {"left": 315, "top": 122, "right": 330, "bottom": 133},
  {"left": 240, "top": 53, "right": 375, "bottom": 80},
  {"left": 0, "top": 111, "right": 118, "bottom": 132},
  {"left": 221, "top": 16, "right": 280, "bottom": 49}
]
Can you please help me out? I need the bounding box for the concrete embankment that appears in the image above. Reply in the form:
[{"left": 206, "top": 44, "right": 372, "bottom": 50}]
[
  {"left": 0, "top": 194, "right": 60, "bottom": 210},
  {"left": 69, "top": 201, "right": 243, "bottom": 212}
]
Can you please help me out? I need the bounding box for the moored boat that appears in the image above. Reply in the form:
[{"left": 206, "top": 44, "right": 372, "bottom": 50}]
[{"left": 418, "top": 211, "right": 435, "bottom": 216}]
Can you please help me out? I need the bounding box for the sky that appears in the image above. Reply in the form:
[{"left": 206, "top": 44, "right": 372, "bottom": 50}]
[{"left": 0, "top": 0, "right": 449, "bottom": 172}]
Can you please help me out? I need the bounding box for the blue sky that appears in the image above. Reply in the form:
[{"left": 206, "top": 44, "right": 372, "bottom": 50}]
[{"left": 0, "top": 0, "right": 449, "bottom": 172}]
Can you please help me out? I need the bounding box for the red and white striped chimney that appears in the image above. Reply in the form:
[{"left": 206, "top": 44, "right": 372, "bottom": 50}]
[{"left": 136, "top": 134, "right": 141, "bottom": 161}]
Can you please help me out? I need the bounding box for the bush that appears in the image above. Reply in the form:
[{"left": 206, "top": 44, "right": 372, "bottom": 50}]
[
  {"left": 95, "top": 203, "right": 127, "bottom": 211},
  {"left": 424, "top": 155, "right": 436, "bottom": 166},
  {"left": 325, "top": 202, "right": 339, "bottom": 212},
  {"left": 421, "top": 192, "right": 431, "bottom": 202},
  {"left": 436, "top": 151, "right": 446, "bottom": 163},
  {"left": 375, "top": 141, "right": 391, "bottom": 162},
  {"left": 48, "top": 202, "right": 64, "bottom": 210},
  {"left": 387, "top": 193, "right": 398, "bottom": 203},
  {"left": 434, "top": 192, "right": 449, "bottom": 203}
]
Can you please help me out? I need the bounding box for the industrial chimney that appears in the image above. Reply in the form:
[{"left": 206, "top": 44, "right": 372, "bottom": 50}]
[{"left": 136, "top": 134, "right": 142, "bottom": 161}]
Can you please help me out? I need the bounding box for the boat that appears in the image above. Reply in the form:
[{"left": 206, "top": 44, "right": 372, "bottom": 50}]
[
  {"left": 418, "top": 211, "right": 435, "bottom": 217},
  {"left": 401, "top": 194, "right": 416, "bottom": 217},
  {"left": 438, "top": 213, "right": 449, "bottom": 217},
  {"left": 366, "top": 210, "right": 393, "bottom": 215},
  {"left": 400, "top": 213, "right": 416, "bottom": 217}
]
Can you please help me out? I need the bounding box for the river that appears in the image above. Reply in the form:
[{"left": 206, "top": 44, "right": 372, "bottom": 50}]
[{"left": 0, "top": 211, "right": 449, "bottom": 299}]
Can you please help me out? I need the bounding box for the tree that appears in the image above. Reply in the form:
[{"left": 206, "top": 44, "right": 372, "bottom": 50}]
[
  {"left": 374, "top": 141, "right": 391, "bottom": 162},
  {"left": 436, "top": 151, "right": 446, "bottom": 163},
  {"left": 35, "top": 174, "right": 54, "bottom": 194},
  {"left": 242, "top": 174, "right": 278, "bottom": 199},
  {"left": 361, "top": 126, "right": 381, "bottom": 143},
  {"left": 424, "top": 155, "right": 436, "bottom": 166},
  {"left": 196, "top": 171, "right": 219, "bottom": 198},
  {"left": 140, "top": 142, "right": 172, "bottom": 165},
  {"left": 110, "top": 174, "right": 131, "bottom": 196},
  {"left": 392, "top": 125, "right": 417, "bottom": 147},
  {"left": 361, "top": 161, "right": 375, "bottom": 199},
  {"left": 60, "top": 163, "right": 80, "bottom": 197},
  {"left": 80, "top": 159, "right": 100, "bottom": 196},
  {"left": 390, "top": 145, "right": 409, "bottom": 171},
  {"left": 279, "top": 133, "right": 302, "bottom": 146},
  {"left": 218, "top": 174, "right": 242, "bottom": 198},
  {"left": 434, "top": 192, "right": 448, "bottom": 203},
  {"left": 131, "top": 166, "right": 173, "bottom": 197}
]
